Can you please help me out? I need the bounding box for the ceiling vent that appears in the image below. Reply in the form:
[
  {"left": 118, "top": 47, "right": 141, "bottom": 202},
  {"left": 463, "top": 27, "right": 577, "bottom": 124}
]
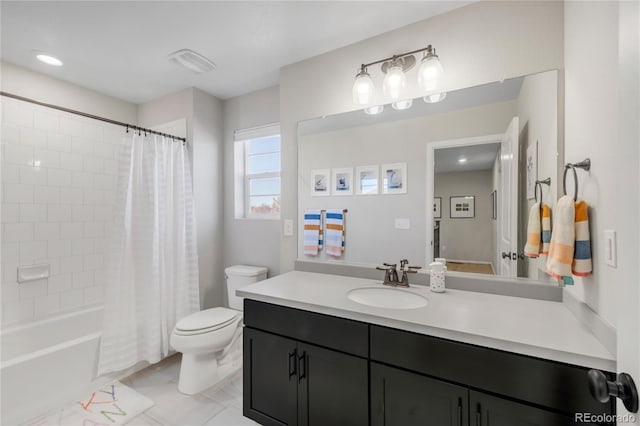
[{"left": 168, "top": 49, "right": 216, "bottom": 74}]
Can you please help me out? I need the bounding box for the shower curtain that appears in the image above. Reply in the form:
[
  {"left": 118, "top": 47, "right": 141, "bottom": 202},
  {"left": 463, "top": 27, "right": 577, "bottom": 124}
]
[{"left": 98, "top": 134, "right": 200, "bottom": 375}]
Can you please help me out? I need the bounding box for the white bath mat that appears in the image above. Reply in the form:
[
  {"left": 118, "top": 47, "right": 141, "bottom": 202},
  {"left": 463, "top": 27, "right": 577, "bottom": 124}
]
[{"left": 25, "top": 381, "right": 154, "bottom": 425}]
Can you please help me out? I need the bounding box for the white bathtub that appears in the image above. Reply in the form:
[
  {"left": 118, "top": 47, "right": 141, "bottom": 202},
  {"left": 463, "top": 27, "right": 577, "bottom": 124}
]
[{"left": 0, "top": 306, "right": 105, "bottom": 425}]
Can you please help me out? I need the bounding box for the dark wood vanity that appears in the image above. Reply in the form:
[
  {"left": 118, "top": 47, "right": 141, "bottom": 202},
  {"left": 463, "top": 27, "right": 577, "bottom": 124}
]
[{"left": 243, "top": 299, "right": 614, "bottom": 426}]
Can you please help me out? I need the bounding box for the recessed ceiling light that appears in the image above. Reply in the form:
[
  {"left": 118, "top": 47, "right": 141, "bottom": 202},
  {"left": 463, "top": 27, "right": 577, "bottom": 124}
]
[
  {"left": 168, "top": 49, "right": 216, "bottom": 74},
  {"left": 36, "top": 53, "right": 63, "bottom": 66},
  {"left": 458, "top": 157, "right": 468, "bottom": 164}
]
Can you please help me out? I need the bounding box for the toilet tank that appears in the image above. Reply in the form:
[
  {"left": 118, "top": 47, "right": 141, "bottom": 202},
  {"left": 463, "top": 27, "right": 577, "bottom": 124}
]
[{"left": 225, "top": 265, "right": 268, "bottom": 310}]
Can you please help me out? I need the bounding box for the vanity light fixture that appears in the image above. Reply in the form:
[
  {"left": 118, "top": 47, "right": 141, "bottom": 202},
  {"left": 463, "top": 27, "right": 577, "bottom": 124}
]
[
  {"left": 35, "top": 53, "right": 63, "bottom": 66},
  {"left": 364, "top": 105, "right": 384, "bottom": 115},
  {"left": 352, "top": 44, "right": 445, "bottom": 112}
]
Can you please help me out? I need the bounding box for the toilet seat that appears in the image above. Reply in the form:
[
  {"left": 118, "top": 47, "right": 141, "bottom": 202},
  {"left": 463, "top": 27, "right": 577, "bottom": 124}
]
[{"left": 174, "top": 307, "right": 240, "bottom": 336}]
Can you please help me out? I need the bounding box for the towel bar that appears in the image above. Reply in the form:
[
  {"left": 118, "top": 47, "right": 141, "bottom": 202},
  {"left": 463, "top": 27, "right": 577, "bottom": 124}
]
[
  {"left": 534, "top": 178, "right": 551, "bottom": 205},
  {"left": 563, "top": 159, "right": 591, "bottom": 201}
]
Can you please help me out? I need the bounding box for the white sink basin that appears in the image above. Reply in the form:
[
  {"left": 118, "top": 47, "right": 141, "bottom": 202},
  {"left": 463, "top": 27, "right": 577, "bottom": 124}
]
[{"left": 347, "top": 287, "right": 428, "bottom": 309}]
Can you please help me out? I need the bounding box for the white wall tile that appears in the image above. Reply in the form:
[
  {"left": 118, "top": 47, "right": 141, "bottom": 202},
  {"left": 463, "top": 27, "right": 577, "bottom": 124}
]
[
  {"left": 34, "top": 149, "right": 60, "bottom": 168},
  {"left": 93, "top": 205, "right": 113, "bottom": 222},
  {"left": 84, "top": 156, "right": 104, "bottom": 173},
  {"left": 4, "top": 183, "right": 34, "bottom": 203},
  {"left": 72, "top": 238, "right": 94, "bottom": 255},
  {"left": 48, "top": 239, "right": 72, "bottom": 257},
  {"left": 2, "top": 242, "right": 19, "bottom": 263},
  {"left": 47, "top": 133, "right": 72, "bottom": 152},
  {"left": 48, "top": 273, "right": 71, "bottom": 293},
  {"left": 59, "top": 117, "right": 83, "bottom": 136},
  {"left": 71, "top": 171, "right": 94, "bottom": 188},
  {"left": 44, "top": 257, "right": 60, "bottom": 275},
  {"left": 18, "top": 278, "right": 48, "bottom": 299},
  {"left": 72, "top": 270, "right": 94, "bottom": 288},
  {"left": 83, "top": 285, "right": 104, "bottom": 305},
  {"left": 34, "top": 111, "right": 60, "bottom": 132},
  {"left": 93, "top": 174, "right": 115, "bottom": 190},
  {"left": 2, "top": 299, "right": 34, "bottom": 323},
  {"left": 93, "top": 237, "right": 107, "bottom": 253},
  {"left": 60, "top": 288, "right": 83, "bottom": 310},
  {"left": 47, "top": 168, "right": 72, "bottom": 186},
  {"left": 4, "top": 223, "right": 33, "bottom": 241},
  {"left": 19, "top": 127, "right": 47, "bottom": 148},
  {"left": 83, "top": 253, "right": 104, "bottom": 270},
  {"left": 59, "top": 187, "right": 83, "bottom": 204},
  {"left": 60, "top": 255, "right": 83, "bottom": 273},
  {"left": 19, "top": 240, "right": 47, "bottom": 261},
  {"left": 2, "top": 204, "right": 19, "bottom": 223},
  {"left": 103, "top": 158, "right": 118, "bottom": 174},
  {"left": 72, "top": 205, "right": 93, "bottom": 222},
  {"left": 94, "top": 142, "right": 114, "bottom": 158},
  {"left": 3, "top": 103, "right": 33, "bottom": 127},
  {"left": 1, "top": 124, "right": 19, "bottom": 144},
  {"left": 60, "top": 222, "right": 84, "bottom": 239},
  {"left": 83, "top": 222, "right": 104, "bottom": 238},
  {"left": 4, "top": 144, "right": 34, "bottom": 165},
  {"left": 34, "top": 293, "right": 61, "bottom": 316},
  {"left": 2, "top": 163, "right": 20, "bottom": 183},
  {"left": 60, "top": 152, "right": 84, "bottom": 170},
  {"left": 47, "top": 204, "right": 71, "bottom": 222},
  {"left": 19, "top": 166, "right": 47, "bottom": 185},
  {"left": 93, "top": 269, "right": 108, "bottom": 286},
  {"left": 19, "top": 204, "right": 47, "bottom": 222},
  {"left": 34, "top": 186, "right": 60, "bottom": 203},
  {"left": 71, "top": 137, "right": 93, "bottom": 155},
  {"left": 3, "top": 262, "right": 19, "bottom": 283},
  {"left": 34, "top": 222, "right": 60, "bottom": 240},
  {"left": 1, "top": 282, "right": 20, "bottom": 303},
  {"left": 82, "top": 123, "right": 104, "bottom": 141}
]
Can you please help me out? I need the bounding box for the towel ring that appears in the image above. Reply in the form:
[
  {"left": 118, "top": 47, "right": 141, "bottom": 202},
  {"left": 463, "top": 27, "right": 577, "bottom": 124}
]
[
  {"left": 563, "top": 159, "right": 591, "bottom": 201},
  {"left": 534, "top": 177, "right": 551, "bottom": 204}
]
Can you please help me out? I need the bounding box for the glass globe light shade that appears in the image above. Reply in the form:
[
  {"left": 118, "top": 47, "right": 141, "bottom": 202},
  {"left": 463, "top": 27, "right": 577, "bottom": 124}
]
[
  {"left": 418, "top": 54, "right": 444, "bottom": 92},
  {"left": 423, "top": 92, "right": 447, "bottom": 104},
  {"left": 392, "top": 99, "right": 413, "bottom": 110},
  {"left": 352, "top": 69, "right": 375, "bottom": 105},
  {"left": 383, "top": 64, "right": 406, "bottom": 100},
  {"left": 364, "top": 105, "right": 384, "bottom": 115}
]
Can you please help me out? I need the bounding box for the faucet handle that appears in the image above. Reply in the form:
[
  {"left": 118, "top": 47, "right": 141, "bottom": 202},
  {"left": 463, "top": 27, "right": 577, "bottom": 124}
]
[{"left": 383, "top": 263, "right": 397, "bottom": 269}]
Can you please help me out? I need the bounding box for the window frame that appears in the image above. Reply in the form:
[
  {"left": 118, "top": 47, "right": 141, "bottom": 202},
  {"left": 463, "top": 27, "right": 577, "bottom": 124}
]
[{"left": 241, "top": 133, "right": 281, "bottom": 220}]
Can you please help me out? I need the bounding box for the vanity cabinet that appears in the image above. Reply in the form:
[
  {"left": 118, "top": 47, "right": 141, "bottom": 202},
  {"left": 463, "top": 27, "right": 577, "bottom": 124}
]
[{"left": 243, "top": 300, "right": 369, "bottom": 426}]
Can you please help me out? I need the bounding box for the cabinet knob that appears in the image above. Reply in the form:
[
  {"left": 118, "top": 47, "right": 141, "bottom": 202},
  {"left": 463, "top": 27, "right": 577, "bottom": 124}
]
[{"left": 588, "top": 369, "right": 639, "bottom": 413}]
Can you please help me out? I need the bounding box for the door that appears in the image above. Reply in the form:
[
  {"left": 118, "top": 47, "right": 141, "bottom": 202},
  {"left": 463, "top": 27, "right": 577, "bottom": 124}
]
[
  {"left": 297, "top": 343, "right": 368, "bottom": 426},
  {"left": 244, "top": 328, "right": 298, "bottom": 426},
  {"left": 498, "top": 116, "right": 519, "bottom": 277},
  {"left": 469, "top": 391, "right": 595, "bottom": 426},
  {"left": 371, "top": 363, "right": 468, "bottom": 426}
]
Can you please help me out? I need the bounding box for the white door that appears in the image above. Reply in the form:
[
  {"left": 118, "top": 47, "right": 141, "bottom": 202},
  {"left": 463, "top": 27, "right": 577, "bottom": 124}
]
[{"left": 498, "top": 117, "right": 519, "bottom": 278}]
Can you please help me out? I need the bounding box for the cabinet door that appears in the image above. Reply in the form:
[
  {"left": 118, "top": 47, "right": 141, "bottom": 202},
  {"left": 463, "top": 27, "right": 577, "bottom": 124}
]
[
  {"left": 470, "top": 391, "right": 595, "bottom": 426},
  {"left": 297, "top": 343, "right": 368, "bottom": 426},
  {"left": 244, "top": 328, "right": 298, "bottom": 426},
  {"left": 371, "top": 362, "right": 468, "bottom": 426}
]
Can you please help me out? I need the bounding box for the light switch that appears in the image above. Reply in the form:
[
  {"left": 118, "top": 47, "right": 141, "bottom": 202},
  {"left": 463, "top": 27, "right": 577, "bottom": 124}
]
[
  {"left": 395, "top": 218, "right": 410, "bottom": 229},
  {"left": 604, "top": 229, "right": 617, "bottom": 267},
  {"left": 284, "top": 219, "right": 294, "bottom": 236}
]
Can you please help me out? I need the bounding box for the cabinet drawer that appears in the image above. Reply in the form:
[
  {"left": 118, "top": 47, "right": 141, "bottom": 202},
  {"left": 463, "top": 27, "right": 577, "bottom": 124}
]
[
  {"left": 370, "top": 325, "right": 614, "bottom": 417},
  {"left": 244, "top": 299, "right": 368, "bottom": 357}
]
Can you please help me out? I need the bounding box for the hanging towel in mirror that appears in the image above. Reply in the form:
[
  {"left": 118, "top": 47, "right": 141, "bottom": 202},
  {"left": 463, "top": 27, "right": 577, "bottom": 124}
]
[
  {"left": 303, "top": 209, "right": 322, "bottom": 256},
  {"left": 540, "top": 204, "right": 552, "bottom": 257},
  {"left": 325, "top": 209, "right": 345, "bottom": 257},
  {"left": 524, "top": 203, "right": 541, "bottom": 257},
  {"left": 547, "top": 196, "right": 575, "bottom": 281},
  {"left": 572, "top": 201, "right": 592, "bottom": 277}
]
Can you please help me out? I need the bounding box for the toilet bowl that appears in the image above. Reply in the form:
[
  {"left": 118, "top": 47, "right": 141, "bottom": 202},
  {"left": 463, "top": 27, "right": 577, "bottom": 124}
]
[{"left": 170, "top": 265, "right": 268, "bottom": 395}]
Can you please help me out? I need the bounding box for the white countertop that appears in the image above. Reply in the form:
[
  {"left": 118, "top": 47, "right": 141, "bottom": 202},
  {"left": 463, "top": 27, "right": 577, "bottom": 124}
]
[{"left": 237, "top": 271, "right": 616, "bottom": 371}]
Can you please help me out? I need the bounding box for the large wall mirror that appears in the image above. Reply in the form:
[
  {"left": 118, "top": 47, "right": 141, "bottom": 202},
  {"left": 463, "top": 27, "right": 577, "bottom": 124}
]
[{"left": 298, "top": 70, "right": 562, "bottom": 284}]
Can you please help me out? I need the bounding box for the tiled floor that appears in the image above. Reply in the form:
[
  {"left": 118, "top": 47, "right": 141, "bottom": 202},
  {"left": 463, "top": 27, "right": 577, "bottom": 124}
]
[{"left": 123, "top": 354, "right": 257, "bottom": 426}]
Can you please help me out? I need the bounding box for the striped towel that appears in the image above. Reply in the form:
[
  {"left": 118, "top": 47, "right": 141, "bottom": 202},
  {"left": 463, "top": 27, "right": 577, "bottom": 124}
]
[
  {"left": 303, "top": 209, "right": 322, "bottom": 256},
  {"left": 540, "top": 204, "right": 552, "bottom": 256},
  {"left": 572, "top": 201, "right": 592, "bottom": 277},
  {"left": 524, "top": 203, "right": 541, "bottom": 257},
  {"left": 547, "top": 196, "right": 575, "bottom": 281},
  {"left": 325, "top": 209, "right": 345, "bottom": 257}
]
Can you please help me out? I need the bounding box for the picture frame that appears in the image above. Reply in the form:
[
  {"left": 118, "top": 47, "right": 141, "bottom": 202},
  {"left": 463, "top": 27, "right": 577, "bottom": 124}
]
[
  {"left": 490, "top": 190, "right": 497, "bottom": 220},
  {"left": 382, "top": 162, "right": 407, "bottom": 194},
  {"left": 311, "top": 169, "right": 331, "bottom": 196},
  {"left": 450, "top": 195, "right": 475, "bottom": 219},
  {"left": 355, "top": 165, "right": 379, "bottom": 195},
  {"left": 526, "top": 141, "right": 538, "bottom": 200},
  {"left": 332, "top": 167, "right": 353, "bottom": 196},
  {"left": 433, "top": 197, "right": 442, "bottom": 219}
]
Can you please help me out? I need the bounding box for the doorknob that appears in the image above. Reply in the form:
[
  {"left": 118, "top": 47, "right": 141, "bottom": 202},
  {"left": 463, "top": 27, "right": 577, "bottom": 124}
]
[
  {"left": 517, "top": 252, "right": 526, "bottom": 260},
  {"left": 588, "top": 369, "right": 639, "bottom": 413},
  {"left": 501, "top": 252, "right": 510, "bottom": 259}
]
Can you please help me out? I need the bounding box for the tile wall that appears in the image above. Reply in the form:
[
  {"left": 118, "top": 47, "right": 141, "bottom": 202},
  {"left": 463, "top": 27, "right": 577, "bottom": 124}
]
[{"left": 1, "top": 97, "right": 122, "bottom": 325}]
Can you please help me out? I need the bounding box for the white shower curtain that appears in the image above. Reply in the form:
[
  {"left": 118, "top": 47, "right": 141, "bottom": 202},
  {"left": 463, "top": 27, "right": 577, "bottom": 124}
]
[{"left": 98, "top": 134, "right": 200, "bottom": 375}]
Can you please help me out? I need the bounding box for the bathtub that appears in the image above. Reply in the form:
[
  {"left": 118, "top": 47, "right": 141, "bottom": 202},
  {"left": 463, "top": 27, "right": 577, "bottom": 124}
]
[{"left": 1, "top": 306, "right": 105, "bottom": 425}]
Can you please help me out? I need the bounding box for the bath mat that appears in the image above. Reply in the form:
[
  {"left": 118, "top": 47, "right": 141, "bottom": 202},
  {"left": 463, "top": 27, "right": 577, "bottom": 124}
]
[{"left": 25, "top": 381, "right": 154, "bottom": 425}]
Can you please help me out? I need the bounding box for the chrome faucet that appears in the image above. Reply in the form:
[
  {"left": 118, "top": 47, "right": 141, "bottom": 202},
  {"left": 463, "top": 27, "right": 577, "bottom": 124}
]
[{"left": 376, "top": 259, "right": 421, "bottom": 287}]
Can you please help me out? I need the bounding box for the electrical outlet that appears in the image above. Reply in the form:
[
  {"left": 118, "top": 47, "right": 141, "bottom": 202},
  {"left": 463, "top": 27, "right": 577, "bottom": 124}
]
[
  {"left": 604, "top": 229, "right": 617, "bottom": 267},
  {"left": 284, "top": 219, "right": 294, "bottom": 236}
]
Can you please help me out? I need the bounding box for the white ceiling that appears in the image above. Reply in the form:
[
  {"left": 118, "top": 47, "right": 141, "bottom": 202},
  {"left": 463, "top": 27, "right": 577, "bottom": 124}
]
[
  {"left": 1, "top": 1, "right": 471, "bottom": 104},
  {"left": 434, "top": 143, "right": 501, "bottom": 174}
]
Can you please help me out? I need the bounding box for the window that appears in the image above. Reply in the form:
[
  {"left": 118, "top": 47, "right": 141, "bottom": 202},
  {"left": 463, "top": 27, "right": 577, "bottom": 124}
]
[{"left": 234, "top": 124, "right": 281, "bottom": 219}]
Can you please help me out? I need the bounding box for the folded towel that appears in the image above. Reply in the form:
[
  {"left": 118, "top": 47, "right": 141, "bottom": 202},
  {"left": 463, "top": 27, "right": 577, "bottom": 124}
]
[
  {"left": 547, "top": 196, "right": 575, "bottom": 281},
  {"left": 303, "top": 209, "right": 322, "bottom": 256},
  {"left": 572, "top": 201, "right": 592, "bottom": 277},
  {"left": 524, "top": 203, "right": 541, "bottom": 257},
  {"left": 540, "top": 204, "right": 552, "bottom": 256},
  {"left": 325, "top": 209, "right": 345, "bottom": 257}
]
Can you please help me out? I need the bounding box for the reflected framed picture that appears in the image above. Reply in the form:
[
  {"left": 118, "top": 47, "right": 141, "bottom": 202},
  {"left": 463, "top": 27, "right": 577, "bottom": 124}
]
[
  {"left": 311, "top": 169, "right": 330, "bottom": 196},
  {"left": 332, "top": 167, "right": 353, "bottom": 196},
  {"left": 433, "top": 197, "right": 442, "bottom": 219},
  {"left": 382, "top": 162, "right": 407, "bottom": 194},
  {"left": 355, "top": 165, "right": 379, "bottom": 195},
  {"left": 526, "top": 141, "right": 538, "bottom": 199},
  {"left": 450, "top": 195, "right": 475, "bottom": 219}
]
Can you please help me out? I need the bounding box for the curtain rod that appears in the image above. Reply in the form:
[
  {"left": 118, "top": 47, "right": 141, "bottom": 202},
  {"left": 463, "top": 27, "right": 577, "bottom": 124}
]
[{"left": 0, "top": 91, "right": 187, "bottom": 143}]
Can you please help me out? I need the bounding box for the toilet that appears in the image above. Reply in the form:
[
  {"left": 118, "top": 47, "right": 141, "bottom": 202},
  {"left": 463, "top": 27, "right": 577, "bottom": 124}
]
[{"left": 170, "top": 265, "right": 268, "bottom": 395}]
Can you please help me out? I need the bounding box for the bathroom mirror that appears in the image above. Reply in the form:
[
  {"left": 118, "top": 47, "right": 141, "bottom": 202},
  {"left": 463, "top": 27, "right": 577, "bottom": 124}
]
[{"left": 298, "top": 70, "right": 561, "bottom": 283}]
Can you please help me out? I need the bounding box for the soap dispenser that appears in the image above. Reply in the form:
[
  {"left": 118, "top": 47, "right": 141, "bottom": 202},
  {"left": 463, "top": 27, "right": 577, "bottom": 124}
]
[{"left": 429, "top": 261, "right": 446, "bottom": 293}]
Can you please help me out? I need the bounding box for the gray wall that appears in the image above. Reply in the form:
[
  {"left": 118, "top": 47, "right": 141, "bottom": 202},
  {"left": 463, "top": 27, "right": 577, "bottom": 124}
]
[
  {"left": 222, "top": 86, "right": 281, "bottom": 287},
  {"left": 435, "top": 170, "right": 494, "bottom": 265}
]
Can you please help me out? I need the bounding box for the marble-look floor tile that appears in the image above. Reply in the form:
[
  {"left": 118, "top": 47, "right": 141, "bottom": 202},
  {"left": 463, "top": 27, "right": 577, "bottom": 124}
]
[
  {"left": 204, "top": 406, "right": 257, "bottom": 426},
  {"left": 127, "top": 413, "right": 163, "bottom": 425},
  {"left": 143, "top": 382, "right": 225, "bottom": 425},
  {"left": 126, "top": 355, "right": 182, "bottom": 395}
]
